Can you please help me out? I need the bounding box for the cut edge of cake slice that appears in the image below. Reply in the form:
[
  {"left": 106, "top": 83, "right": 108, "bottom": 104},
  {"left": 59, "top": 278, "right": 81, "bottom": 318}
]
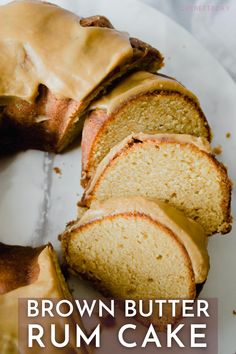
[
  {"left": 65, "top": 197, "right": 209, "bottom": 285},
  {"left": 81, "top": 133, "right": 232, "bottom": 235}
]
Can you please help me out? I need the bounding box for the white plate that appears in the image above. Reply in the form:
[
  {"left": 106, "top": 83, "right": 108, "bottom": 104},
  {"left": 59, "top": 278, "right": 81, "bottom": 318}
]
[{"left": 0, "top": 0, "right": 235, "bottom": 352}]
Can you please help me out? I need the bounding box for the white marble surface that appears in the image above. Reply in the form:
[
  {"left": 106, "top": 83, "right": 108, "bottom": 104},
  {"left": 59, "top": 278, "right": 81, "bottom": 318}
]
[
  {"left": 0, "top": 0, "right": 235, "bottom": 352},
  {"left": 142, "top": 0, "right": 236, "bottom": 82}
]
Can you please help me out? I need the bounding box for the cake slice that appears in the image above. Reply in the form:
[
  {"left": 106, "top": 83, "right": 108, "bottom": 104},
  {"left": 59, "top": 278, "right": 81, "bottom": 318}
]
[
  {"left": 81, "top": 133, "right": 232, "bottom": 235},
  {"left": 0, "top": 1, "right": 163, "bottom": 153},
  {"left": 81, "top": 71, "right": 210, "bottom": 186},
  {"left": 61, "top": 197, "right": 209, "bottom": 327},
  {"left": 0, "top": 243, "right": 86, "bottom": 354},
  {"left": 64, "top": 197, "right": 209, "bottom": 285}
]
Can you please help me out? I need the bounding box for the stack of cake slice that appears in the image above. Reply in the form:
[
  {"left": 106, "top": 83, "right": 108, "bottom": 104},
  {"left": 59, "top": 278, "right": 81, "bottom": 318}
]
[{"left": 61, "top": 67, "right": 232, "bottom": 320}]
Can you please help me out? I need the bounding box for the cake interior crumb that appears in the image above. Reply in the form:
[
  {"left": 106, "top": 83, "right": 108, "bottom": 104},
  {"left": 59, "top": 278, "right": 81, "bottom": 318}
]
[{"left": 212, "top": 145, "right": 222, "bottom": 155}]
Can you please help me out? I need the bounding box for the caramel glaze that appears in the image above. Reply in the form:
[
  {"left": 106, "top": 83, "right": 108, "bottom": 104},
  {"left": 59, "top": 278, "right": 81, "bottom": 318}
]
[
  {"left": 0, "top": 2, "right": 164, "bottom": 153},
  {"left": 0, "top": 1, "right": 132, "bottom": 103}
]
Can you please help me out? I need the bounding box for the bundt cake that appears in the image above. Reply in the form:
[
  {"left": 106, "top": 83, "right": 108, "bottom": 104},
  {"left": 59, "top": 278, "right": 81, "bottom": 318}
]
[
  {"left": 81, "top": 133, "right": 232, "bottom": 235},
  {"left": 81, "top": 71, "right": 211, "bottom": 186},
  {"left": 0, "top": 243, "right": 79, "bottom": 353},
  {"left": 0, "top": 1, "right": 163, "bottom": 153}
]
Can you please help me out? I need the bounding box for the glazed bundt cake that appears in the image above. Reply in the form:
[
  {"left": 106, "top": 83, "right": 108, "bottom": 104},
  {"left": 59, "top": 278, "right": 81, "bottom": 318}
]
[
  {"left": 81, "top": 133, "right": 232, "bottom": 235},
  {"left": 0, "top": 1, "right": 163, "bottom": 153},
  {"left": 81, "top": 71, "right": 210, "bottom": 186}
]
